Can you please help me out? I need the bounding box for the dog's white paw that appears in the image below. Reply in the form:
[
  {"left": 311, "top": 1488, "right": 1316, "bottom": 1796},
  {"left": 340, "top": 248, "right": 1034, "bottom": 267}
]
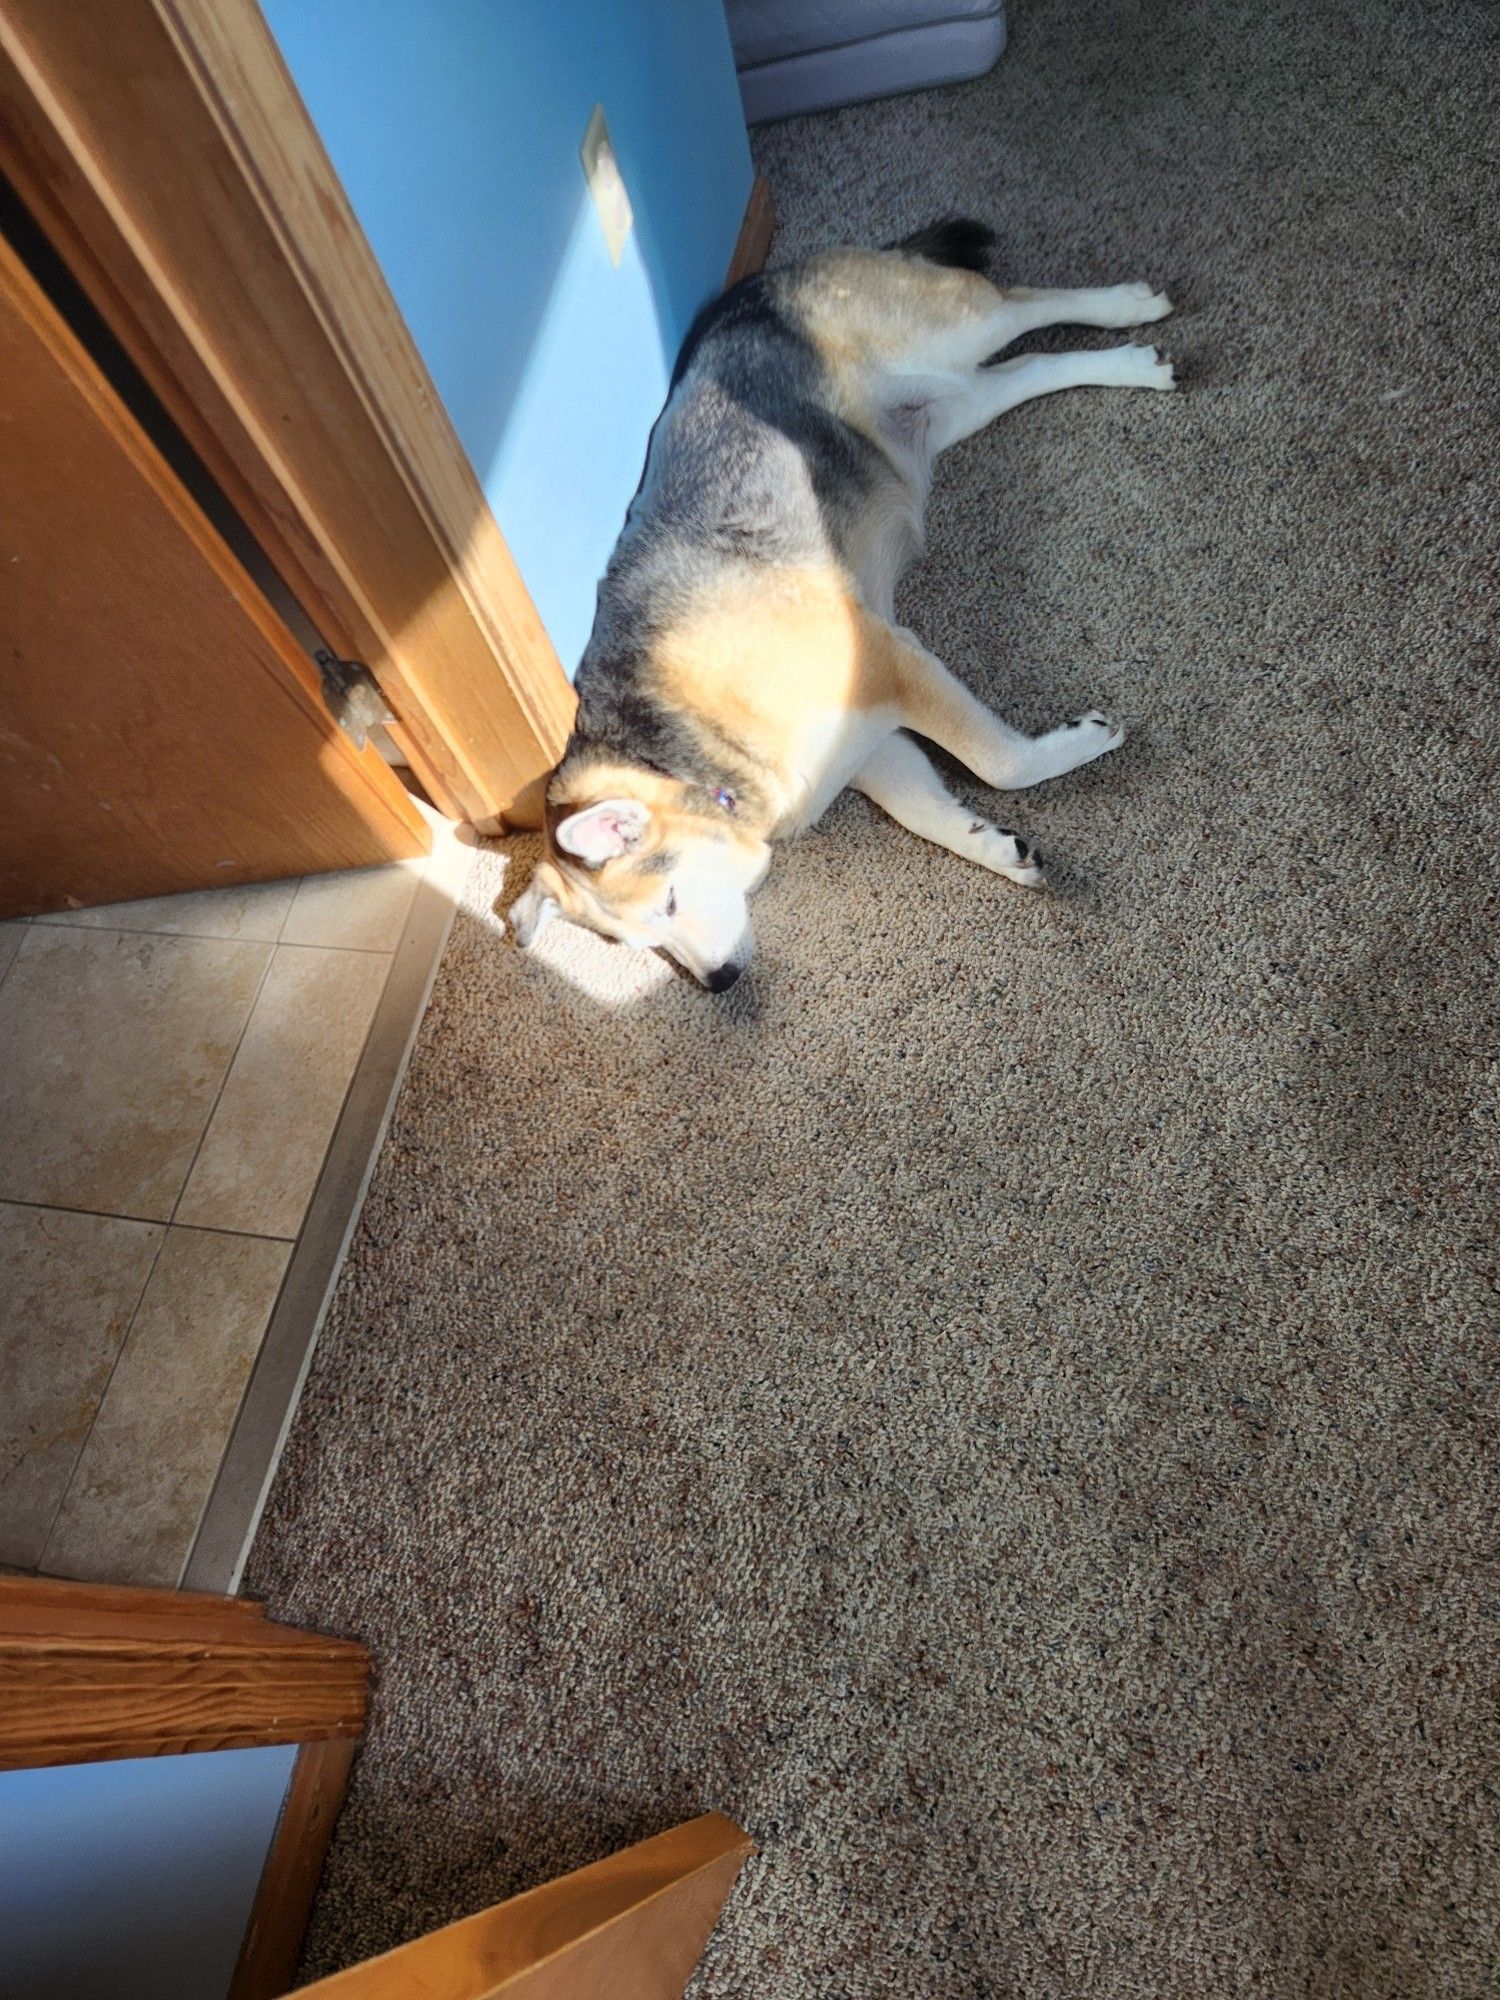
[
  {"left": 1071, "top": 710, "right": 1127, "bottom": 751},
  {"left": 974, "top": 822, "right": 1048, "bottom": 889},
  {"left": 1128, "top": 345, "right": 1177, "bottom": 391},
  {"left": 1120, "top": 281, "right": 1174, "bottom": 323}
]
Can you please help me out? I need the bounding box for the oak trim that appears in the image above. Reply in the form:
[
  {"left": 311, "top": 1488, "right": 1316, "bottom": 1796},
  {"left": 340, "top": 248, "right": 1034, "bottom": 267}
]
[
  {"left": 230, "top": 1737, "right": 359, "bottom": 2000},
  {"left": 0, "top": 1576, "right": 268, "bottom": 1627},
  {"left": 0, "top": 0, "right": 575, "bottom": 828},
  {"left": 726, "top": 175, "right": 775, "bottom": 287},
  {"left": 289, "top": 1812, "right": 756, "bottom": 2000},
  {"left": 0, "top": 1576, "right": 369, "bottom": 1770}
]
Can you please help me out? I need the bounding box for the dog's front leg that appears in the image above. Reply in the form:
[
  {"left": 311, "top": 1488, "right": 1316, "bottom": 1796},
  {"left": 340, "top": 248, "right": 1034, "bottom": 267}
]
[
  {"left": 877, "top": 626, "right": 1126, "bottom": 792},
  {"left": 851, "top": 732, "right": 1046, "bottom": 888}
]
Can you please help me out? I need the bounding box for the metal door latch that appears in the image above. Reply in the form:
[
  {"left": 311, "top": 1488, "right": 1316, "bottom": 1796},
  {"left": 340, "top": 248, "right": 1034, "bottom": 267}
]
[{"left": 314, "top": 648, "right": 393, "bottom": 751}]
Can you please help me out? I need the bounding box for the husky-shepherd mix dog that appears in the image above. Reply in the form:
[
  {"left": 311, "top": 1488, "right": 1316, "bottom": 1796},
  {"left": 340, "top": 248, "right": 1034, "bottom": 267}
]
[{"left": 508, "top": 219, "right": 1175, "bottom": 990}]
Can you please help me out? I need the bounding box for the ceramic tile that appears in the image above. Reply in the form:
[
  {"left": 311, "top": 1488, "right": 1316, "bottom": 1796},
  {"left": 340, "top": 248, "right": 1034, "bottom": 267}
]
[
  {"left": 33, "top": 880, "right": 299, "bottom": 942},
  {"left": 0, "top": 1204, "right": 163, "bottom": 1568},
  {"left": 175, "top": 945, "right": 390, "bottom": 1238},
  {"left": 0, "top": 928, "right": 271, "bottom": 1219},
  {"left": 41, "top": 1226, "right": 290, "bottom": 1587},
  {"left": 0, "top": 924, "right": 26, "bottom": 984},
  {"left": 280, "top": 861, "right": 422, "bottom": 952}
]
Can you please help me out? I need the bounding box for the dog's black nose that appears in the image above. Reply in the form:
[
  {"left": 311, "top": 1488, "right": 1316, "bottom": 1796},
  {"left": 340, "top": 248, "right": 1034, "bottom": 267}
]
[{"left": 704, "top": 962, "right": 742, "bottom": 993}]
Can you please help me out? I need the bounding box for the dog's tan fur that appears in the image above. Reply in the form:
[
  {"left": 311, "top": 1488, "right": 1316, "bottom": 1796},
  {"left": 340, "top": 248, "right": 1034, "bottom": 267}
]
[{"left": 512, "top": 228, "right": 1177, "bottom": 987}]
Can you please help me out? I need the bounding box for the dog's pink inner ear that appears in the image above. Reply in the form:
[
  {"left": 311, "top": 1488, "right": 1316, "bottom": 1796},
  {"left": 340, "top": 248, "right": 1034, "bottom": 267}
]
[{"left": 554, "top": 797, "right": 650, "bottom": 866}]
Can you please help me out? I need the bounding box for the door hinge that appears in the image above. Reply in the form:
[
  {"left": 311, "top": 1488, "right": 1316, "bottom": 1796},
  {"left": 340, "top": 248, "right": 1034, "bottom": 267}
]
[{"left": 314, "top": 648, "right": 393, "bottom": 751}]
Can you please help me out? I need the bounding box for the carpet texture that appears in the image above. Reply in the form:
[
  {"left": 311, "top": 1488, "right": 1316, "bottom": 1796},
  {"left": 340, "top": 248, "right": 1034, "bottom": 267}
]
[{"left": 248, "top": 1, "right": 1499, "bottom": 1992}]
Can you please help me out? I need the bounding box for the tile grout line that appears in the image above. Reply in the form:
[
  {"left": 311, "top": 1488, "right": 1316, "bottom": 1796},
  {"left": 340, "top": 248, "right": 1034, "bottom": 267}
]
[
  {"left": 168, "top": 1236, "right": 300, "bottom": 1590},
  {"left": 173, "top": 856, "right": 430, "bottom": 1584},
  {"left": 0, "top": 920, "right": 30, "bottom": 999},
  {"left": 28, "top": 917, "right": 402, "bottom": 956},
  {"left": 34, "top": 1214, "right": 171, "bottom": 1578},
  {"left": 0, "top": 1192, "right": 295, "bottom": 1241},
  {"left": 165, "top": 938, "right": 282, "bottom": 1231},
  {"left": 184, "top": 829, "right": 472, "bottom": 1594},
  {"left": 161, "top": 892, "right": 415, "bottom": 1579},
  {"left": 175, "top": 938, "right": 397, "bottom": 1238},
  {"left": 276, "top": 879, "right": 302, "bottom": 945},
  {"left": 178, "top": 960, "right": 398, "bottom": 1583}
]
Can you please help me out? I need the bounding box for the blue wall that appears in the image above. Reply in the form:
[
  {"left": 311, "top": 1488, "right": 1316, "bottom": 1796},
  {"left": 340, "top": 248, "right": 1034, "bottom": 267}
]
[
  {"left": 265, "top": 1, "right": 753, "bottom": 675},
  {"left": 0, "top": 1745, "right": 296, "bottom": 2000}
]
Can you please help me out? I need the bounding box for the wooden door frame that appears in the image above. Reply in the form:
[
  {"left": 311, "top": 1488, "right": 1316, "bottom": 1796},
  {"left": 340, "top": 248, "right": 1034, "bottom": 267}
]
[
  {"left": 0, "top": 1573, "right": 368, "bottom": 1769},
  {"left": 0, "top": 1579, "right": 753, "bottom": 2000},
  {"left": 0, "top": 1574, "right": 370, "bottom": 2000},
  {"left": 0, "top": 0, "right": 576, "bottom": 828}
]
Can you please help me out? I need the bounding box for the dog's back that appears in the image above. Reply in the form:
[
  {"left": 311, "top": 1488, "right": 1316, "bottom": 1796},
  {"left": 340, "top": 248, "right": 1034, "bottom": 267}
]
[
  {"left": 569, "top": 273, "right": 895, "bottom": 781},
  {"left": 565, "top": 226, "right": 1005, "bottom": 790}
]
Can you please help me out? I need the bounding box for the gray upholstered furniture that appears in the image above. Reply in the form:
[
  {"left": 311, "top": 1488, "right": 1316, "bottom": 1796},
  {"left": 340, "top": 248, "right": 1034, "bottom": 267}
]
[{"left": 726, "top": 0, "right": 1007, "bottom": 123}]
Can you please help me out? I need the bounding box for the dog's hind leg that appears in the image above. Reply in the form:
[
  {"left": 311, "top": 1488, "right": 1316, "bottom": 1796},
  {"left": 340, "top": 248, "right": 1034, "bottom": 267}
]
[
  {"left": 993, "top": 282, "right": 1173, "bottom": 341},
  {"left": 920, "top": 343, "right": 1175, "bottom": 453},
  {"left": 873, "top": 277, "right": 1174, "bottom": 376},
  {"left": 794, "top": 251, "right": 1172, "bottom": 381},
  {"left": 851, "top": 731, "right": 1046, "bottom": 887},
  {"left": 873, "top": 624, "right": 1126, "bottom": 791}
]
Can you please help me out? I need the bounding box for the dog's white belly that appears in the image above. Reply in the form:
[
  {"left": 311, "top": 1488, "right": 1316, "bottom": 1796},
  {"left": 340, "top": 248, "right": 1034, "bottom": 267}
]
[{"left": 781, "top": 706, "right": 899, "bottom": 834}]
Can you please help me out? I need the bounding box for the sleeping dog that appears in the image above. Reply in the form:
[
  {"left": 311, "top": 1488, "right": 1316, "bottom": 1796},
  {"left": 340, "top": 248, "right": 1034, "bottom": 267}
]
[{"left": 508, "top": 219, "right": 1175, "bottom": 990}]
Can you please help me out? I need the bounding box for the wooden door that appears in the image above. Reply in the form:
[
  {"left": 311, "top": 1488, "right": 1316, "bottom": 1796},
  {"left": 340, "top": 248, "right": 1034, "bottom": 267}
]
[
  {"left": 0, "top": 0, "right": 576, "bottom": 833},
  {"left": 288, "top": 1813, "right": 756, "bottom": 2000},
  {"left": 0, "top": 226, "right": 429, "bottom": 918}
]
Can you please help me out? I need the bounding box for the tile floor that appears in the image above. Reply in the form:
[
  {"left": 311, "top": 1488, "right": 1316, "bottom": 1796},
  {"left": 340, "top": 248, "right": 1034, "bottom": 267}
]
[{"left": 0, "top": 826, "right": 460, "bottom": 1588}]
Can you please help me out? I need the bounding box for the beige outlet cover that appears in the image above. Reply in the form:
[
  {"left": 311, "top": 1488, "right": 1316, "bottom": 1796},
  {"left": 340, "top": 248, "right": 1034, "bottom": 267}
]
[{"left": 581, "top": 104, "right": 634, "bottom": 267}]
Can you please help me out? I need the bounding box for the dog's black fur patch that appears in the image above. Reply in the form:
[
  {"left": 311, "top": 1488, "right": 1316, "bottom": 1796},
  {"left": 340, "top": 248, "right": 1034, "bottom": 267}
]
[{"left": 892, "top": 217, "right": 998, "bottom": 274}]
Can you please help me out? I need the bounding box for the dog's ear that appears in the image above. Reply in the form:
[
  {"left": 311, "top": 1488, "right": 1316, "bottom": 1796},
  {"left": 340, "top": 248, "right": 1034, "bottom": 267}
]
[
  {"left": 553, "top": 797, "right": 650, "bottom": 866},
  {"left": 508, "top": 862, "right": 565, "bottom": 948}
]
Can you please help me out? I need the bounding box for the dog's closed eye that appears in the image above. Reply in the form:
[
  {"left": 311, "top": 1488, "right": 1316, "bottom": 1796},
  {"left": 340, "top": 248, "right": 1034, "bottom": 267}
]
[{"left": 666, "top": 888, "right": 678, "bottom": 917}]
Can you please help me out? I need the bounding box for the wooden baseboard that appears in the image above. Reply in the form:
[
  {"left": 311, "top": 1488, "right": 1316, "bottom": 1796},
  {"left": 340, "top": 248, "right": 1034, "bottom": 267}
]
[{"left": 726, "top": 175, "right": 774, "bottom": 286}]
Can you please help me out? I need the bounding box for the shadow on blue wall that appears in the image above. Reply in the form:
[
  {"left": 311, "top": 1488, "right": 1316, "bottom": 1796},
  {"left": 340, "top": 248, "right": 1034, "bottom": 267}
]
[
  {"left": 484, "top": 189, "right": 678, "bottom": 672},
  {"left": 265, "top": 0, "right": 752, "bottom": 675}
]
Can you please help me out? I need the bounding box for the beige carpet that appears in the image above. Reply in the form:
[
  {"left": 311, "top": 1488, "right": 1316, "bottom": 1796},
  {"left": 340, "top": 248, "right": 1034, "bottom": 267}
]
[{"left": 248, "top": 0, "right": 1499, "bottom": 1992}]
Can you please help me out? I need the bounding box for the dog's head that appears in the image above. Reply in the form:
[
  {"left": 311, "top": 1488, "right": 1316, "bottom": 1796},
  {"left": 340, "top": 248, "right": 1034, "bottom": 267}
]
[{"left": 509, "top": 773, "right": 770, "bottom": 991}]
